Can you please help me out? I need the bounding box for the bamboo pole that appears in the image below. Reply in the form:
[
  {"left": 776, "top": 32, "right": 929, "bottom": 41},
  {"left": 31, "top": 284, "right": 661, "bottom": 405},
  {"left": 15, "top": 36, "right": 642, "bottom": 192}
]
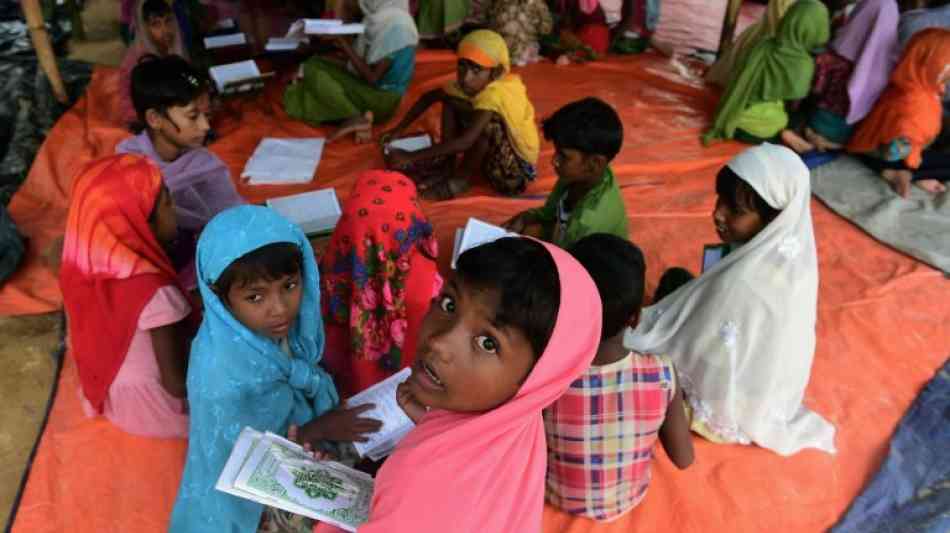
[
  {"left": 717, "top": 0, "right": 745, "bottom": 57},
  {"left": 21, "top": 0, "right": 69, "bottom": 104}
]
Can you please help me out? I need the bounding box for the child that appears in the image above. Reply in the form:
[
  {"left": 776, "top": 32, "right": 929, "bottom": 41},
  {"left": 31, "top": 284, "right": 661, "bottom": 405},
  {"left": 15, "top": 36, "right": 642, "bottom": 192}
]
[
  {"left": 118, "top": 55, "right": 244, "bottom": 234},
  {"left": 703, "top": 0, "right": 830, "bottom": 145},
  {"left": 119, "top": 0, "right": 188, "bottom": 126},
  {"left": 626, "top": 143, "right": 836, "bottom": 456},
  {"left": 318, "top": 237, "right": 602, "bottom": 532},
  {"left": 707, "top": 0, "right": 795, "bottom": 88},
  {"left": 489, "top": 0, "right": 554, "bottom": 67},
  {"left": 284, "top": 0, "right": 419, "bottom": 142},
  {"left": 170, "top": 205, "right": 383, "bottom": 533},
  {"left": 60, "top": 154, "right": 191, "bottom": 438},
  {"left": 545, "top": 233, "right": 693, "bottom": 521},
  {"left": 503, "top": 97, "right": 629, "bottom": 249},
  {"left": 847, "top": 28, "right": 950, "bottom": 196},
  {"left": 383, "top": 29, "right": 540, "bottom": 200}
]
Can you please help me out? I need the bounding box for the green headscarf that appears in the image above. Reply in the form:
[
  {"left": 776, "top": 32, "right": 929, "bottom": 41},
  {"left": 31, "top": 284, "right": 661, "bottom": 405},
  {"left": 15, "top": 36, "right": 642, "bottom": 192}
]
[{"left": 703, "top": 0, "right": 830, "bottom": 144}]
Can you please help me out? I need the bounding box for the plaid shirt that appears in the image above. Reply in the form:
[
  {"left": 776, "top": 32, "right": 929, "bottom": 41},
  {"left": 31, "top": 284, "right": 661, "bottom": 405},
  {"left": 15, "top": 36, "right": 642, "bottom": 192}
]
[{"left": 543, "top": 351, "right": 675, "bottom": 521}]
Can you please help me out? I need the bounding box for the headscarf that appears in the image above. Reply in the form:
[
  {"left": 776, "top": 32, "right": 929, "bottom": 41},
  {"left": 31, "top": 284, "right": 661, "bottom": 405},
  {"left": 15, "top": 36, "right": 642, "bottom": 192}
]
[
  {"left": 625, "top": 144, "right": 836, "bottom": 456},
  {"left": 358, "top": 240, "right": 601, "bottom": 533},
  {"left": 170, "top": 206, "right": 339, "bottom": 533},
  {"left": 703, "top": 0, "right": 830, "bottom": 144},
  {"left": 706, "top": 0, "right": 796, "bottom": 88},
  {"left": 829, "top": 0, "right": 899, "bottom": 124},
  {"left": 847, "top": 28, "right": 950, "bottom": 169},
  {"left": 444, "top": 30, "right": 541, "bottom": 164},
  {"left": 355, "top": 0, "right": 419, "bottom": 65},
  {"left": 320, "top": 171, "right": 442, "bottom": 397},
  {"left": 116, "top": 131, "right": 244, "bottom": 232},
  {"left": 897, "top": 5, "right": 950, "bottom": 51},
  {"left": 60, "top": 154, "right": 183, "bottom": 412}
]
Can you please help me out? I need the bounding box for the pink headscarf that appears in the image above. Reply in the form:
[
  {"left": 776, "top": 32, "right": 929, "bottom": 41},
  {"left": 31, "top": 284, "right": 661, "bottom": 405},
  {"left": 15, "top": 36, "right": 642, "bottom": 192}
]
[{"left": 356, "top": 240, "right": 602, "bottom": 533}]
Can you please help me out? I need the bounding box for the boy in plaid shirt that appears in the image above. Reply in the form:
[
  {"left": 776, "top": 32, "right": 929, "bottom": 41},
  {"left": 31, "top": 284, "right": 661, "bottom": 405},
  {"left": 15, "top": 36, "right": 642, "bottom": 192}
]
[{"left": 544, "top": 233, "right": 694, "bottom": 521}]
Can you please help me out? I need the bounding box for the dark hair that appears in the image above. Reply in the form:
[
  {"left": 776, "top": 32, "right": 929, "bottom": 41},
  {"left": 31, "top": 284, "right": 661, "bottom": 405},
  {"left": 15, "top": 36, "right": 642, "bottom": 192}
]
[
  {"left": 130, "top": 54, "right": 209, "bottom": 131},
  {"left": 213, "top": 242, "right": 304, "bottom": 299},
  {"left": 542, "top": 97, "right": 624, "bottom": 160},
  {"left": 455, "top": 237, "right": 560, "bottom": 360},
  {"left": 715, "top": 166, "right": 780, "bottom": 224},
  {"left": 569, "top": 234, "right": 645, "bottom": 340},
  {"left": 142, "top": 0, "right": 173, "bottom": 21}
]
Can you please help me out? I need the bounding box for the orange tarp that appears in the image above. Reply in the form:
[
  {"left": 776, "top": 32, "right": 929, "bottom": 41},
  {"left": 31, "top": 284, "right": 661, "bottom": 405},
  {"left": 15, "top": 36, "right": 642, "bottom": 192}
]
[{"left": 7, "top": 51, "right": 950, "bottom": 533}]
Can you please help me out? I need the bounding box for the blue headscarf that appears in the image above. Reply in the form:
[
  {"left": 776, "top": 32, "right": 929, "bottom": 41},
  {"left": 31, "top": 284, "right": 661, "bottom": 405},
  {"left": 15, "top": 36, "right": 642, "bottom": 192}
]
[{"left": 170, "top": 205, "right": 339, "bottom": 533}]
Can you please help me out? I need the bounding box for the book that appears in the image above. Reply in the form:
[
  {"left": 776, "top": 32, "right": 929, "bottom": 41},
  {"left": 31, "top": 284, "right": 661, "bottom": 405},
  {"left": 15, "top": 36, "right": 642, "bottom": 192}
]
[
  {"left": 266, "top": 189, "right": 342, "bottom": 237},
  {"left": 215, "top": 18, "right": 236, "bottom": 30},
  {"left": 209, "top": 60, "right": 262, "bottom": 94},
  {"left": 287, "top": 19, "right": 365, "bottom": 38},
  {"left": 384, "top": 134, "right": 432, "bottom": 155},
  {"left": 216, "top": 428, "right": 373, "bottom": 532},
  {"left": 266, "top": 37, "right": 303, "bottom": 52},
  {"left": 204, "top": 32, "right": 247, "bottom": 49},
  {"left": 451, "top": 218, "right": 518, "bottom": 269},
  {"left": 242, "top": 138, "right": 326, "bottom": 185},
  {"left": 346, "top": 367, "right": 414, "bottom": 461},
  {"left": 701, "top": 243, "right": 732, "bottom": 273}
]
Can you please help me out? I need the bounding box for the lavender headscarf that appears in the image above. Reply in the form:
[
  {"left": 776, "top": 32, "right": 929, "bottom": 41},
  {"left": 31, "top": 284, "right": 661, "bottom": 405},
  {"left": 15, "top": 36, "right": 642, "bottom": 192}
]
[{"left": 830, "top": 0, "right": 899, "bottom": 124}]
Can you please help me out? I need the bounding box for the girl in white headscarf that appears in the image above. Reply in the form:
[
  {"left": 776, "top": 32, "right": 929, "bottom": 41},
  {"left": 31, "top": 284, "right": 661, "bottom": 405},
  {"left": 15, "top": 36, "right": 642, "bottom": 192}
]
[{"left": 625, "top": 143, "right": 836, "bottom": 456}]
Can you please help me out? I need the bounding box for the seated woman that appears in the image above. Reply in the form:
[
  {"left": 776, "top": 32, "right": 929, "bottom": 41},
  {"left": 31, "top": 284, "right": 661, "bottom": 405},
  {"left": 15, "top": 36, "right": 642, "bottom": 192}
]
[
  {"left": 626, "top": 143, "right": 837, "bottom": 457},
  {"left": 489, "top": 0, "right": 554, "bottom": 67},
  {"left": 847, "top": 28, "right": 950, "bottom": 196},
  {"left": 702, "top": 0, "right": 830, "bottom": 145},
  {"left": 284, "top": 0, "right": 419, "bottom": 142},
  {"left": 706, "top": 0, "right": 795, "bottom": 88},
  {"left": 319, "top": 170, "right": 443, "bottom": 397}
]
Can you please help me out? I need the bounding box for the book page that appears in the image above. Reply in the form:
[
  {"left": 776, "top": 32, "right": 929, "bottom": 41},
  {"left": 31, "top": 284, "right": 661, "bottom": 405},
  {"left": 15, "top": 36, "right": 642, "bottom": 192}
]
[
  {"left": 204, "top": 32, "right": 247, "bottom": 49},
  {"left": 346, "top": 367, "right": 414, "bottom": 459},
  {"left": 385, "top": 134, "right": 432, "bottom": 154},
  {"left": 452, "top": 218, "right": 518, "bottom": 268},
  {"left": 266, "top": 37, "right": 302, "bottom": 51},
  {"left": 209, "top": 60, "right": 261, "bottom": 93},
  {"left": 266, "top": 189, "right": 342, "bottom": 235},
  {"left": 309, "top": 23, "right": 365, "bottom": 35},
  {"left": 287, "top": 18, "right": 343, "bottom": 38},
  {"left": 242, "top": 138, "right": 325, "bottom": 184}
]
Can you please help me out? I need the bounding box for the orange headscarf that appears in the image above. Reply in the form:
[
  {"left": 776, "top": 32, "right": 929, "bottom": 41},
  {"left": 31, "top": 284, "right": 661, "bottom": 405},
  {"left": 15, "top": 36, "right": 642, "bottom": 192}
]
[
  {"left": 847, "top": 28, "right": 950, "bottom": 168},
  {"left": 60, "top": 154, "right": 181, "bottom": 411}
]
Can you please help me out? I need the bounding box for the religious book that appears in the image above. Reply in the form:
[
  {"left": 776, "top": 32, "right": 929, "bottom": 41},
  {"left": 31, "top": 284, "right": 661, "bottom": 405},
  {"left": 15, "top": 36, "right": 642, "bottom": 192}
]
[
  {"left": 384, "top": 134, "right": 432, "bottom": 155},
  {"left": 217, "top": 428, "right": 373, "bottom": 532},
  {"left": 702, "top": 243, "right": 734, "bottom": 273},
  {"left": 266, "top": 188, "right": 342, "bottom": 237},
  {"left": 242, "top": 138, "right": 326, "bottom": 185},
  {"left": 209, "top": 60, "right": 263, "bottom": 94},
  {"left": 346, "top": 367, "right": 415, "bottom": 461},
  {"left": 203, "top": 32, "right": 247, "bottom": 49},
  {"left": 451, "top": 218, "right": 518, "bottom": 269},
  {"left": 287, "top": 18, "right": 365, "bottom": 39},
  {"left": 266, "top": 37, "right": 303, "bottom": 52}
]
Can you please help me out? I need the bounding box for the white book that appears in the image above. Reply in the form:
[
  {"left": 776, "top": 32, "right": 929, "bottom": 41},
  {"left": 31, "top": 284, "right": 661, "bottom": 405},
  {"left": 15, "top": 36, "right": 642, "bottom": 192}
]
[
  {"left": 384, "top": 134, "right": 432, "bottom": 155},
  {"left": 286, "top": 18, "right": 343, "bottom": 39},
  {"left": 451, "top": 218, "right": 518, "bottom": 269},
  {"left": 215, "top": 18, "right": 236, "bottom": 30},
  {"left": 217, "top": 428, "right": 373, "bottom": 532},
  {"left": 346, "top": 367, "right": 414, "bottom": 461},
  {"left": 266, "top": 189, "right": 342, "bottom": 237},
  {"left": 204, "top": 32, "right": 247, "bottom": 49},
  {"left": 209, "top": 60, "right": 262, "bottom": 93},
  {"left": 242, "top": 138, "right": 326, "bottom": 185},
  {"left": 266, "top": 37, "right": 303, "bottom": 52},
  {"left": 309, "top": 23, "right": 365, "bottom": 35}
]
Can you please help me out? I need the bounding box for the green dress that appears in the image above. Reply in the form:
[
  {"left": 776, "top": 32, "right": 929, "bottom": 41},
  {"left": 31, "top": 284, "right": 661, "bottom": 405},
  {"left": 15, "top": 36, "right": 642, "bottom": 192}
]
[{"left": 416, "top": 0, "right": 469, "bottom": 39}]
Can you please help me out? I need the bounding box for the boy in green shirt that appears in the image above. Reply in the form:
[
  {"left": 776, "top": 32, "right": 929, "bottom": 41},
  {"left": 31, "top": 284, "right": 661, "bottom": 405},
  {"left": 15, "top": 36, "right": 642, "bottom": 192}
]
[{"left": 504, "top": 97, "right": 629, "bottom": 248}]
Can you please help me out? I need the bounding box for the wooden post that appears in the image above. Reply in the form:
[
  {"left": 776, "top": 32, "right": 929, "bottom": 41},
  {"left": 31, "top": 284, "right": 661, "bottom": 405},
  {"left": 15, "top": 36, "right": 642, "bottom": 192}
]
[
  {"left": 717, "top": 0, "right": 744, "bottom": 57},
  {"left": 21, "top": 0, "right": 69, "bottom": 105}
]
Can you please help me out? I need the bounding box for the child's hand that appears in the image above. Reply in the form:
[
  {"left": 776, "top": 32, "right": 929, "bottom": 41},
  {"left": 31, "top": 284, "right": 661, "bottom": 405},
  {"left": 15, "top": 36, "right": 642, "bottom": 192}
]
[
  {"left": 385, "top": 148, "right": 413, "bottom": 170},
  {"left": 396, "top": 381, "right": 426, "bottom": 424},
  {"left": 288, "top": 425, "right": 335, "bottom": 461},
  {"left": 299, "top": 404, "right": 383, "bottom": 444}
]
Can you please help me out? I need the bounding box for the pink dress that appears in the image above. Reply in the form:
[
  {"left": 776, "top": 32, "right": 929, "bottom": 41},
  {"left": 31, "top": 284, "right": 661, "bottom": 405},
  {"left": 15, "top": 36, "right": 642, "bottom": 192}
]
[{"left": 80, "top": 285, "right": 191, "bottom": 439}]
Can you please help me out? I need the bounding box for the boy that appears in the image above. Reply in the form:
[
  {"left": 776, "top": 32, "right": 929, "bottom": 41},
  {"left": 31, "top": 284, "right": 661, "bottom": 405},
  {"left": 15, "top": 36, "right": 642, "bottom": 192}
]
[
  {"left": 117, "top": 55, "right": 243, "bottom": 234},
  {"left": 544, "top": 233, "right": 694, "bottom": 522},
  {"left": 503, "top": 97, "right": 629, "bottom": 248}
]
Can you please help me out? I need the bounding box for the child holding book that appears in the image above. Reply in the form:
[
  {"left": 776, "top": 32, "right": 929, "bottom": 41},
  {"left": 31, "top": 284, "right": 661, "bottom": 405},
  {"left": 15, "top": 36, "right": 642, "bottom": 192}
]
[
  {"left": 170, "top": 206, "right": 383, "bottom": 533},
  {"left": 504, "top": 97, "right": 629, "bottom": 248},
  {"left": 545, "top": 233, "right": 693, "bottom": 521},
  {"left": 383, "top": 29, "right": 541, "bottom": 200}
]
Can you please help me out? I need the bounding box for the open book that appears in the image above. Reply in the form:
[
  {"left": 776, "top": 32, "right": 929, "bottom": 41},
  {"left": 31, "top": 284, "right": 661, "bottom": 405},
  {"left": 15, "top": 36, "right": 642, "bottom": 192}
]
[
  {"left": 346, "top": 367, "right": 415, "bottom": 461},
  {"left": 266, "top": 37, "right": 303, "bottom": 52},
  {"left": 242, "top": 138, "right": 326, "bottom": 185},
  {"left": 209, "top": 60, "right": 263, "bottom": 94},
  {"left": 451, "top": 218, "right": 518, "bottom": 269},
  {"left": 266, "top": 189, "right": 342, "bottom": 237},
  {"left": 217, "top": 428, "right": 373, "bottom": 532},
  {"left": 203, "top": 32, "right": 247, "bottom": 49},
  {"left": 383, "top": 134, "right": 432, "bottom": 155},
  {"left": 287, "top": 18, "right": 365, "bottom": 38}
]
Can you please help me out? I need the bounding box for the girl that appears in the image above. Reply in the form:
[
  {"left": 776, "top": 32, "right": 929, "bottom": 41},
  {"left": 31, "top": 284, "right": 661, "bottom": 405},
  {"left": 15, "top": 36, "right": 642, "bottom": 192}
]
[
  {"left": 383, "top": 30, "right": 541, "bottom": 200},
  {"left": 489, "top": 0, "right": 554, "bottom": 67},
  {"left": 314, "top": 236, "right": 602, "bottom": 532},
  {"left": 706, "top": 0, "right": 795, "bottom": 88},
  {"left": 847, "top": 28, "right": 950, "bottom": 196},
  {"left": 702, "top": 0, "right": 830, "bottom": 145},
  {"left": 119, "top": 0, "right": 188, "bottom": 127},
  {"left": 170, "top": 206, "right": 382, "bottom": 533},
  {"left": 60, "top": 154, "right": 191, "bottom": 439},
  {"left": 625, "top": 143, "right": 837, "bottom": 456},
  {"left": 320, "top": 170, "right": 443, "bottom": 398},
  {"left": 284, "top": 0, "right": 419, "bottom": 142}
]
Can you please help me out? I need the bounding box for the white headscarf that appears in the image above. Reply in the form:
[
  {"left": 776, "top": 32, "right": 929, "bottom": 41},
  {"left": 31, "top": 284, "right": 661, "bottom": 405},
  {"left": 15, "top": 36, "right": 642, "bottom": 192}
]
[
  {"left": 625, "top": 143, "right": 836, "bottom": 456},
  {"left": 130, "top": 0, "right": 187, "bottom": 59},
  {"left": 355, "top": 0, "right": 419, "bottom": 64}
]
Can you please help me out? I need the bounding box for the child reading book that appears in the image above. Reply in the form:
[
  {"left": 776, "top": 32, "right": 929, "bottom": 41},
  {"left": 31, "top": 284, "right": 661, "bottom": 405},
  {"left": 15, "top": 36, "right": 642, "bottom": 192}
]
[
  {"left": 60, "top": 154, "right": 192, "bottom": 438},
  {"left": 545, "top": 233, "right": 693, "bottom": 521},
  {"left": 504, "top": 97, "right": 629, "bottom": 248},
  {"left": 383, "top": 29, "right": 541, "bottom": 200},
  {"left": 170, "top": 205, "right": 383, "bottom": 533}
]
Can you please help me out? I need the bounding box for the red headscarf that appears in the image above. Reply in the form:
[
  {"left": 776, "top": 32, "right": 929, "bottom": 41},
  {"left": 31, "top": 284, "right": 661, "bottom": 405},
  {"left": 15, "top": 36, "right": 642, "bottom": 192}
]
[
  {"left": 60, "top": 154, "right": 182, "bottom": 411},
  {"left": 319, "top": 170, "right": 441, "bottom": 397},
  {"left": 847, "top": 28, "right": 950, "bottom": 168}
]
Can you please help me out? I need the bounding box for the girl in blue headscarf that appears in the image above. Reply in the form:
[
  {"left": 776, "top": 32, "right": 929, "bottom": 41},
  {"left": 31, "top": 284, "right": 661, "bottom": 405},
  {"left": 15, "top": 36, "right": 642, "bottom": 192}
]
[{"left": 170, "top": 205, "right": 382, "bottom": 533}]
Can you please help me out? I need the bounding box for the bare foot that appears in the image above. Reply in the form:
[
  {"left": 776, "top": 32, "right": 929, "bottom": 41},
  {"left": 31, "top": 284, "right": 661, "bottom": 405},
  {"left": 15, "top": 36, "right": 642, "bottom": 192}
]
[
  {"left": 328, "top": 111, "right": 373, "bottom": 144},
  {"left": 803, "top": 127, "right": 843, "bottom": 152},
  {"left": 355, "top": 111, "right": 374, "bottom": 144},
  {"left": 419, "top": 177, "right": 470, "bottom": 201},
  {"left": 780, "top": 129, "right": 816, "bottom": 154},
  {"left": 882, "top": 169, "right": 913, "bottom": 198},
  {"left": 914, "top": 178, "right": 947, "bottom": 194}
]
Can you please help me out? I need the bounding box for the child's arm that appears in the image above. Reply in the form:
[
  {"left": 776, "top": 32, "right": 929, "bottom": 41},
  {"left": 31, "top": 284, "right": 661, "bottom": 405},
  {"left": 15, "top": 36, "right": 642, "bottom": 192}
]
[
  {"left": 396, "top": 381, "right": 426, "bottom": 424},
  {"left": 380, "top": 88, "right": 446, "bottom": 142},
  {"left": 386, "top": 109, "right": 494, "bottom": 169},
  {"left": 295, "top": 403, "right": 384, "bottom": 446},
  {"left": 658, "top": 380, "right": 695, "bottom": 469},
  {"left": 334, "top": 37, "right": 393, "bottom": 85},
  {"left": 150, "top": 320, "right": 191, "bottom": 399}
]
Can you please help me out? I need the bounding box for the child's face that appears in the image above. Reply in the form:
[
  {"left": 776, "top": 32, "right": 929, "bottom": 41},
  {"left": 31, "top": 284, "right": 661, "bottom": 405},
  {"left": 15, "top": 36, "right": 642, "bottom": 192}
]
[
  {"left": 145, "top": 13, "right": 176, "bottom": 54},
  {"left": 225, "top": 272, "right": 303, "bottom": 340},
  {"left": 713, "top": 194, "right": 766, "bottom": 244},
  {"left": 149, "top": 185, "right": 178, "bottom": 247},
  {"left": 149, "top": 99, "right": 211, "bottom": 152},
  {"left": 456, "top": 59, "right": 497, "bottom": 97},
  {"left": 408, "top": 274, "right": 537, "bottom": 413},
  {"left": 552, "top": 145, "right": 603, "bottom": 186}
]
